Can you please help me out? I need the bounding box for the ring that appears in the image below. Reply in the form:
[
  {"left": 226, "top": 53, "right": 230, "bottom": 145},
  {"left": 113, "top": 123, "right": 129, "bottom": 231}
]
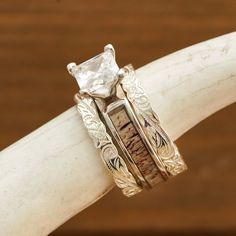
[{"left": 67, "top": 44, "right": 187, "bottom": 197}]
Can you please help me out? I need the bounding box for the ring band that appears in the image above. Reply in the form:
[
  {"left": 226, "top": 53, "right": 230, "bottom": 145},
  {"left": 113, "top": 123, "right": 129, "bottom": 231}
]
[
  {"left": 74, "top": 94, "right": 142, "bottom": 197},
  {"left": 67, "top": 44, "right": 187, "bottom": 197}
]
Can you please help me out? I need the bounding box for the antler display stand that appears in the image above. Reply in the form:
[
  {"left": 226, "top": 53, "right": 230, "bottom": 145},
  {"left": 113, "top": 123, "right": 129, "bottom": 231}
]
[{"left": 0, "top": 32, "right": 236, "bottom": 236}]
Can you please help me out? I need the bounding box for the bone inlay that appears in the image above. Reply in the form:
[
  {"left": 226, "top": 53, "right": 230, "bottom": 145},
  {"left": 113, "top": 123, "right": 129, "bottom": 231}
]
[{"left": 109, "top": 107, "right": 163, "bottom": 187}]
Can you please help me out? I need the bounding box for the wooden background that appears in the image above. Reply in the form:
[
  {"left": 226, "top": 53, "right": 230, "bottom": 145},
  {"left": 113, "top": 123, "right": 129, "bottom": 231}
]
[{"left": 0, "top": 0, "right": 235, "bottom": 235}]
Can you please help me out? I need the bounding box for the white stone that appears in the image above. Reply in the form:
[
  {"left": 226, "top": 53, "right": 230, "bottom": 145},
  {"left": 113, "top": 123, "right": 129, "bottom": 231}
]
[{"left": 71, "top": 50, "right": 119, "bottom": 97}]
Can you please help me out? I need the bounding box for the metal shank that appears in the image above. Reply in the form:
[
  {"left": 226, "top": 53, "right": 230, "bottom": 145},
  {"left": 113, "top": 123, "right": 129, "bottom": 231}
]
[
  {"left": 120, "top": 65, "right": 187, "bottom": 177},
  {"left": 74, "top": 94, "right": 142, "bottom": 197}
]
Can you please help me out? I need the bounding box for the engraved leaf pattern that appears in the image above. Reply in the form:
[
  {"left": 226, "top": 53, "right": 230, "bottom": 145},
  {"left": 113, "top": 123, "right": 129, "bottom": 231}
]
[
  {"left": 76, "top": 96, "right": 141, "bottom": 196},
  {"left": 121, "top": 65, "right": 187, "bottom": 176}
]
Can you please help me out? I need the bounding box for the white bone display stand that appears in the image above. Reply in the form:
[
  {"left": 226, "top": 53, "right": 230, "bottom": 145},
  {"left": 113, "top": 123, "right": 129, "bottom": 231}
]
[{"left": 0, "top": 32, "right": 236, "bottom": 236}]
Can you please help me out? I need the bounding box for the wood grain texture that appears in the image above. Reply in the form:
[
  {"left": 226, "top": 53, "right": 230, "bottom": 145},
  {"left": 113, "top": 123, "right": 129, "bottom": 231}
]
[{"left": 0, "top": 0, "right": 235, "bottom": 235}]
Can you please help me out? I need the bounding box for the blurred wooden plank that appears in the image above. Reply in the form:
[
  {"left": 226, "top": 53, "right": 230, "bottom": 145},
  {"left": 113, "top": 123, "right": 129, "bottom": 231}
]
[{"left": 52, "top": 231, "right": 236, "bottom": 236}]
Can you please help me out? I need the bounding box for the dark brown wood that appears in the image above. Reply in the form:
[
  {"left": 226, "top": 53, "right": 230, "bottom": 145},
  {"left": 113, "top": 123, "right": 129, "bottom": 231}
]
[{"left": 0, "top": 1, "right": 235, "bottom": 235}]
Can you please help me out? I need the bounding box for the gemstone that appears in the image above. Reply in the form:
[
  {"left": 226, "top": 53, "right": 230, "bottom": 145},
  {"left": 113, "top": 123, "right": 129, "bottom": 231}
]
[{"left": 70, "top": 50, "right": 119, "bottom": 98}]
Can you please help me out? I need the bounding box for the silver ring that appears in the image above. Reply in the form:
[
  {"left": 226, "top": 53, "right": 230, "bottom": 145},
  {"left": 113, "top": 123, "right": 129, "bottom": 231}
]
[{"left": 67, "top": 44, "right": 187, "bottom": 197}]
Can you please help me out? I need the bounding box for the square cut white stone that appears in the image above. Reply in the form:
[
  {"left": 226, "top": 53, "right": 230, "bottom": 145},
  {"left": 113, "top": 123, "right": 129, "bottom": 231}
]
[{"left": 70, "top": 50, "right": 119, "bottom": 97}]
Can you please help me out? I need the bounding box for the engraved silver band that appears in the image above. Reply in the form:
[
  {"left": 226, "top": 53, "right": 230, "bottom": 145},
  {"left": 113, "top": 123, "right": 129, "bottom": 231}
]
[{"left": 67, "top": 44, "right": 187, "bottom": 197}]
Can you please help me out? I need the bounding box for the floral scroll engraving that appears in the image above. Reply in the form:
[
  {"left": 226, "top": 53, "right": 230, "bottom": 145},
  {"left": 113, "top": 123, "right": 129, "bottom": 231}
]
[
  {"left": 121, "top": 65, "right": 187, "bottom": 176},
  {"left": 75, "top": 95, "right": 142, "bottom": 196}
]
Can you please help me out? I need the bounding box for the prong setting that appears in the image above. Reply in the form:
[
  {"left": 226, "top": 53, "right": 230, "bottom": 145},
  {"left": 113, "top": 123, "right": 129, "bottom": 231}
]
[
  {"left": 104, "top": 44, "right": 115, "bottom": 57},
  {"left": 117, "top": 68, "right": 128, "bottom": 80},
  {"left": 73, "top": 93, "right": 81, "bottom": 104},
  {"left": 67, "top": 62, "right": 77, "bottom": 76},
  {"left": 67, "top": 45, "right": 119, "bottom": 98}
]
